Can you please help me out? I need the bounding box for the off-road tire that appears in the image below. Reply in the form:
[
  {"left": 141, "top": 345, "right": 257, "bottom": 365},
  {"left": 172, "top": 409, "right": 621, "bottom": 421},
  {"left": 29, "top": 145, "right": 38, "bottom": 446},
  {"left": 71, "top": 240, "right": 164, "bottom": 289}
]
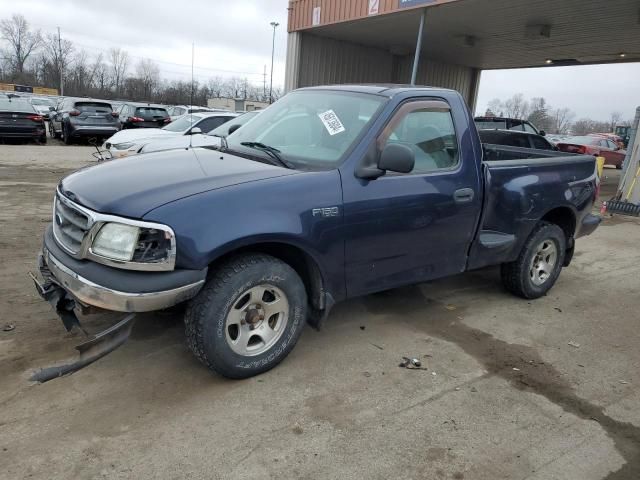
[
  {"left": 184, "top": 254, "right": 307, "bottom": 379},
  {"left": 501, "top": 222, "right": 566, "bottom": 299}
]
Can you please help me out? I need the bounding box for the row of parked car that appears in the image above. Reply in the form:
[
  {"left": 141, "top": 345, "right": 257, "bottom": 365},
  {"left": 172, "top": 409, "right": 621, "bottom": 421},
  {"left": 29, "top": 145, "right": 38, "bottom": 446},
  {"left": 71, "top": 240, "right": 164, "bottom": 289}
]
[
  {"left": 0, "top": 92, "right": 233, "bottom": 145},
  {"left": 473, "top": 116, "right": 627, "bottom": 169},
  {"left": 103, "top": 110, "right": 260, "bottom": 158}
]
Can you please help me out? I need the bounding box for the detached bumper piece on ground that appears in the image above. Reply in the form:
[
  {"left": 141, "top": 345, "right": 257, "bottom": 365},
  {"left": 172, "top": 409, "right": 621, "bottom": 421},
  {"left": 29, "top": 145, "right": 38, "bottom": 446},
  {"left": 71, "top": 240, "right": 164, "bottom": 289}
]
[{"left": 30, "top": 253, "right": 137, "bottom": 383}]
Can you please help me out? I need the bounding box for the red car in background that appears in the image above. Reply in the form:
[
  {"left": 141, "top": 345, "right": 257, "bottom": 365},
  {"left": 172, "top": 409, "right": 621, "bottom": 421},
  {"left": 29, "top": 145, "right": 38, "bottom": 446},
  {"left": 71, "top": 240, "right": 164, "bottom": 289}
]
[{"left": 556, "top": 135, "right": 626, "bottom": 169}]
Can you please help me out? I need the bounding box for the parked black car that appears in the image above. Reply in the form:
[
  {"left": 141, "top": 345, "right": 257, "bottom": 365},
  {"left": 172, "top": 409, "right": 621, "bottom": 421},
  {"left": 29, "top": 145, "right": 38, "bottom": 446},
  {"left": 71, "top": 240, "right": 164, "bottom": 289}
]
[
  {"left": 0, "top": 97, "right": 46, "bottom": 144},
  {"left": 116, "top": 103, "right": 171, "bottom": 129},
  {"left": 50, "top": 98, "right": 120, "bottom": 144},
  {"left": 478, "top": 129, "right": 556, "bottom": 151}
]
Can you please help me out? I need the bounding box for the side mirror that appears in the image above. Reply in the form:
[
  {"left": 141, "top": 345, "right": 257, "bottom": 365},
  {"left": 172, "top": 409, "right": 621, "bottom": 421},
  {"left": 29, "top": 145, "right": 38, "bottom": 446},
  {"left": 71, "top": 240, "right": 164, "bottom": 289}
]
[
  {"left": 227, "top": 124, "right": 241, "bottom": 135},
  {"left": 190, "top": 127, "right": 202, "bottom": 135},
  {"left": 378, "top": 143, "right": 415, "bottom": 174},
  {"left": 539, "top": 130, "right": 546, "bottom": 136}
]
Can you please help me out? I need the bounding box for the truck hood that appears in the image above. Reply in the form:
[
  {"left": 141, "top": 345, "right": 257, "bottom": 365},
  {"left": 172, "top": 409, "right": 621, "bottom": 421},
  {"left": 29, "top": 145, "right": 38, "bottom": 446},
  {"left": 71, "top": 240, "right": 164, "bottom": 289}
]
[
  {"left": 60, "top": 148, "right": 298, "bottom": 218},
  {"left": 105, "top": 128, "right": 178, "bottom": 146}
]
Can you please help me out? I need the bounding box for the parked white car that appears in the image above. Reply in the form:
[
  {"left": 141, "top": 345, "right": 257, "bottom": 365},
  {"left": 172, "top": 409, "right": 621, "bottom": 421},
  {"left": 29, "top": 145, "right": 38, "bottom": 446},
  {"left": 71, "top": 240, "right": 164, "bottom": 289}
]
[
  {"left": 139, "top": 111, "right": 260, "bottom": 154},
  {"left": 167, "top": 105, "right": 226, "bottom": 122},
  {"left": 103, "top": 112, "right": 239, "bottom": 158},
  {"left": 29, "top": 97, "right": 57, "bottom": 117}
]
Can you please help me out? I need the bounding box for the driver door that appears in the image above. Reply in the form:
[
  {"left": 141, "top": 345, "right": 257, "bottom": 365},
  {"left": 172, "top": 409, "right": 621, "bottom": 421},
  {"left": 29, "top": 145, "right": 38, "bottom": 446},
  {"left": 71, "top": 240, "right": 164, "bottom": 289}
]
[{"left": 341, "top": 99, "right": 482, "bottom": 297}]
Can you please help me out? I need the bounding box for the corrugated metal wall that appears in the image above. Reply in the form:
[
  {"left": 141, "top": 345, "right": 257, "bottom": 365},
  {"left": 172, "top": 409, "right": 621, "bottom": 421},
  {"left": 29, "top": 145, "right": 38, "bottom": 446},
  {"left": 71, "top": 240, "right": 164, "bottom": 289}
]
[
  {"left": 394, "top": 55, "right": 476, "bottom": 101},
  {"left": 288, "top": 0, "right": 461, "bottom": 32},
  {"left": 289, "top": 32, "right": 480, "bottom": 108},
  {"left": 297, "top": 34, "right": 394, "bottom": 87}
]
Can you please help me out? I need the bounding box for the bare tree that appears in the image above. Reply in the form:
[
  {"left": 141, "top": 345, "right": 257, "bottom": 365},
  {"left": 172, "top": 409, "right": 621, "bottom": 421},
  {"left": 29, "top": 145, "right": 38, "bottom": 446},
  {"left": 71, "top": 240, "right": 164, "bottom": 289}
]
[
  {"left": 486, "top": 98, "right": 503, "bottom": 117},
  {"left": 527, "top": 97, "right": 551, "bottom": 132},
  {"left": 550, "top": 107, "right": 574, "bottom": 134},
  {"left": 108, "top": 47, "right": 129, "bottom": 95},
  {"left": 503, "top": 93, "right": 530, "bottom": 119},
  {"left": 571, "top": 118, "right": 596, "bottom": 136},
  {"left": 0, "top": 14, "right": 41, "bottom": 76},
  {"left": 609, "top": 111, "right": 622, "bottom": 132},
  {"left": 135, "top": 58, "right": 160, "bottom": 100},
  {"left": 207, "top": 76, "right": 224, "bottom": 99},
  {"left": 42, "top": 32, "right": 74, "bottom": 92},
  {"left": 89, "top": 53, "right": 109, "bottom": 93},
  {"left": 571, "top": 118, "right": 609, "bottom": 135}
]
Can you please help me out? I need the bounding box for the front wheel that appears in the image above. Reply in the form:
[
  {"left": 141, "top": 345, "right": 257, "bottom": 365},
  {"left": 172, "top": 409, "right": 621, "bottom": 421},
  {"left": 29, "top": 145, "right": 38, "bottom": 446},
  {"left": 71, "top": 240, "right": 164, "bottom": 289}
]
[
  {"left": 501, "top": 222, "right": 566, "bottom": 299},
  {"left": 184, "top": 254, "right": 308, "bottom": 379}
]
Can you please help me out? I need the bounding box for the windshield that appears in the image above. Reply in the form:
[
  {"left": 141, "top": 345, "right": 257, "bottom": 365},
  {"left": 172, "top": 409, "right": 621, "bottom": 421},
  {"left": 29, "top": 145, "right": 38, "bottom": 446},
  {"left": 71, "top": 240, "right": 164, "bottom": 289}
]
[
  {"left": 563, "top": 136, "right": 599, "bottom": 145},
  {"left": 75, "top": 102, "right": 112, "bottom": 113},
  {"left": 0, "top": 99, "right": 34, "bottom": 112},
  {"left": 162, "top": 114, "right": 203, "bottom": 132},
  {"left": 226, "top": 90, "right": 386, "bottom": 170},
  {"left": 208, "top": 111, "right": 259, "bottom": 136},
  {"left": 476, "top": 120, "right": 508, "bottom": 130},
  {"left": 31, "top": 97, "right": 55, "bottom": 107},
  {"left": 136, "top": 107, "right": 168, "bottom": 117}
]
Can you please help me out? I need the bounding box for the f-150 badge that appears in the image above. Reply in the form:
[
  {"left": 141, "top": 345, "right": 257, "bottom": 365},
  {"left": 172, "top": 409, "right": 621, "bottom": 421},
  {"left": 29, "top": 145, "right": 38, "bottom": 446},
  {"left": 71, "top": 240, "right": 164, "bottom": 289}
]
[{"left": 312, "top": 207, "right": 339, "bottom": 217}]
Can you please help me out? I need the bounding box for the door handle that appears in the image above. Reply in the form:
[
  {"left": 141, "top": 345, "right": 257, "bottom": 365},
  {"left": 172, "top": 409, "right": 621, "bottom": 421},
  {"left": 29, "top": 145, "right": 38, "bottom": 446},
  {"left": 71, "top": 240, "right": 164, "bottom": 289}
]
[{"left": 453, "top": 188, "right": 475, "bottom": 204}]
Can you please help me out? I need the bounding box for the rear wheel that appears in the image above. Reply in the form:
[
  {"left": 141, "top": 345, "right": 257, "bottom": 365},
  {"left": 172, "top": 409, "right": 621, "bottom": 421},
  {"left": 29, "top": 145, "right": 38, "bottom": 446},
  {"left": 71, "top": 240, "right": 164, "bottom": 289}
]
[
  {"left": 501, "top": 222, "right": 566, "bottom": 299},
  {"left": 184, "top": 254, "right": 307, "bottom": 379}
]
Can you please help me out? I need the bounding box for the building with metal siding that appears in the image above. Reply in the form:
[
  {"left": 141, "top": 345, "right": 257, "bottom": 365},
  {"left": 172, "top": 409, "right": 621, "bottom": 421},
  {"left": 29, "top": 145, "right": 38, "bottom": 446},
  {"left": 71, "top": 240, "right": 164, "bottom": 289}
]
[{"left": 285, "top": 0, "right": 640, "bottom": 109}]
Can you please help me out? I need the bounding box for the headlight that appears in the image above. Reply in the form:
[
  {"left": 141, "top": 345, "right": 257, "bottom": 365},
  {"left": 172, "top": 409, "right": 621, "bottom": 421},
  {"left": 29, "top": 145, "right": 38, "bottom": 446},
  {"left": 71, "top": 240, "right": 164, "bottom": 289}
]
[
  {"left": 92, "top": 223, "right": 139, "bottom": 261},
  {"left": 113, "top": 142, "right": 135, "bottom": 150},
  {"left": 90, "top": 222, "right": 175, "bottom": 268}
]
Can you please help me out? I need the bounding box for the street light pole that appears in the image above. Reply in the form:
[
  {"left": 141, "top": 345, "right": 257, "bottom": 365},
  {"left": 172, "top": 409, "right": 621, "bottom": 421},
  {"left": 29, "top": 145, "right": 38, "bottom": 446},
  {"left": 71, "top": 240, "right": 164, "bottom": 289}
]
[{"left": 269, "top": 21, "right": 279, "bottom": 104}]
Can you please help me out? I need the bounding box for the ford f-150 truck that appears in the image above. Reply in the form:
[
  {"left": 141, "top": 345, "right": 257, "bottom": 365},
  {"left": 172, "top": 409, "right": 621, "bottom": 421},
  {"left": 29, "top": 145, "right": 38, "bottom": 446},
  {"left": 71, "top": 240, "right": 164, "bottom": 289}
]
[{"left": 33, "top": 85, "right": 601, "bottom": 381}]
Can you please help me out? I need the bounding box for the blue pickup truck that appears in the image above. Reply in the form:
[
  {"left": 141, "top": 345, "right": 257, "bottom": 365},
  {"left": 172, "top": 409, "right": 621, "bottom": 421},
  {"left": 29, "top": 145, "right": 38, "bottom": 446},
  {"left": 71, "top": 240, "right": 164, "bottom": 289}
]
[{"left": 33, "top": 85, "right": 601, "bottom": 381}]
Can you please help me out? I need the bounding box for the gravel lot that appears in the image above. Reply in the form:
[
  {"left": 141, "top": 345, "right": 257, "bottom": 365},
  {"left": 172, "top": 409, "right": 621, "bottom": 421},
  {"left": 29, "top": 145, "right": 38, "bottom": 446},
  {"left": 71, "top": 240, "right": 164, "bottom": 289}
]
[{"left": 1, "top": 142, "right": 639, "bottom": 480}]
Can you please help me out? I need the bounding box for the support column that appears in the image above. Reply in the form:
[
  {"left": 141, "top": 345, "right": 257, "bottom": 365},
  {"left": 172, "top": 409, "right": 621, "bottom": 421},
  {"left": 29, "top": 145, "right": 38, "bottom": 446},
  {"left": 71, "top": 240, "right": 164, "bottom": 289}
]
[
  {"left": 410, "top": 9, "right": 427, "bottom": 85},
  {"left": 467, "top": 68, "right": 483, "bottom": 113},
  {"left": 284, "top": 32, "right": 302, "bottom": 93}
]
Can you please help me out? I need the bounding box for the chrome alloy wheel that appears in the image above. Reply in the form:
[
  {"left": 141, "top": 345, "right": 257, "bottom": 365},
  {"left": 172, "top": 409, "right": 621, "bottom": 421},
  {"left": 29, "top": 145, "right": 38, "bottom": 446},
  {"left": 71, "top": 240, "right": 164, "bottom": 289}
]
[
  {"left": 225, "top": 284, "right": 289, "bottom": 356},
  {"left": 529, "top": 240, "right": 558, "bottom": 286}
]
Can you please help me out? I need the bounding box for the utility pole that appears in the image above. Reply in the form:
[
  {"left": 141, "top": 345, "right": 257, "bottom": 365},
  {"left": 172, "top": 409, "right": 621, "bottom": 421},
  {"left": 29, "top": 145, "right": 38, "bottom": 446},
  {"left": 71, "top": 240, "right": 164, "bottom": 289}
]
[
  {"left": 57, "top": 27, "right": 64, "bottom": 96},
  {"left": 269, "top": 21, "right": 279, "bottom": 104},
  {"left": 263, "top": 64, "right": 267, "bottom": 101}
]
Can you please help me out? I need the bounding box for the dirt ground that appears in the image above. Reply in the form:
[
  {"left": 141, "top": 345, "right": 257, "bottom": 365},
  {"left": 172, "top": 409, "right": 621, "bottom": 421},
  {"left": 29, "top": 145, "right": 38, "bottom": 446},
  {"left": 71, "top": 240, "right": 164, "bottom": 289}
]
[{"left": 1, "top": 142, "right": 639, "bottom": 480}]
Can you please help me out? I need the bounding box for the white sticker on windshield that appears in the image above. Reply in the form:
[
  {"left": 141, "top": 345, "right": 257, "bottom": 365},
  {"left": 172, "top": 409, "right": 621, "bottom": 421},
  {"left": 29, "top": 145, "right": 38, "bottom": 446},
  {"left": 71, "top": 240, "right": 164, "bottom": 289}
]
[{"left": 318, "top": 110, "right": 346, "bottom": 136}]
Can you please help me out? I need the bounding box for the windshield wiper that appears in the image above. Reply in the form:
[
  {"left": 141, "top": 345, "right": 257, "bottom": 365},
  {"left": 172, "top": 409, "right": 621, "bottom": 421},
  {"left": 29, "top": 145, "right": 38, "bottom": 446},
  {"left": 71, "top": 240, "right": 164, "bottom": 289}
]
[{"left": 240, "top": 142, "right": 293, "bottom": 169}]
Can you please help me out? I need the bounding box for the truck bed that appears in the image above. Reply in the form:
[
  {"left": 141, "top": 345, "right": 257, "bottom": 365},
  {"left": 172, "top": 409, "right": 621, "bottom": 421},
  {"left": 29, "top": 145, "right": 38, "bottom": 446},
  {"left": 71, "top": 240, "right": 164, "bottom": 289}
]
[
  {"left": 482, "top": 143, "right": 580, "bottom": 162},
  {"left": 467, "top": 144, "right": 598, "bottom": 271}
]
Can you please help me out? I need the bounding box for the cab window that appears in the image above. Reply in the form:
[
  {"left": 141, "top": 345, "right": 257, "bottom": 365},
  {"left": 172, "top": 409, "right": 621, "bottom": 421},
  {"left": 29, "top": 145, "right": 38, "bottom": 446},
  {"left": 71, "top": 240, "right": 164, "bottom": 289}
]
[{"left": 381, "top": 101, "right": 459, "bottom": 174}]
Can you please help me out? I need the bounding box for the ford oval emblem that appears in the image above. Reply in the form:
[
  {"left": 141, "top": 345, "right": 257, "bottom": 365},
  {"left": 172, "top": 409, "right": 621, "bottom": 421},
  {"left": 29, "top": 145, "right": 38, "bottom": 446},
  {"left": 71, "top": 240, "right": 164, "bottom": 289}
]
[{"left": 55, "top": 213, "right": 64, "bottom": 226}]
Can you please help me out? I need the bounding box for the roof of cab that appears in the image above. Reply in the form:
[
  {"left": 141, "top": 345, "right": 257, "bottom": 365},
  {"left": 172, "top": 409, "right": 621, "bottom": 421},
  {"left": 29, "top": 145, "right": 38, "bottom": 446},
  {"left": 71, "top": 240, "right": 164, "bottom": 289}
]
[{"left": 297, "top": 84, "right": 457, "bottom": 97}]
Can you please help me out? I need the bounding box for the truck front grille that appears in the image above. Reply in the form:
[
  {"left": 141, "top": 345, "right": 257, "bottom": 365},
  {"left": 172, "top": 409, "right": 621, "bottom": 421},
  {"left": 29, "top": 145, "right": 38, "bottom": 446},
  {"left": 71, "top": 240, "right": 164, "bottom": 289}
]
[{"left": 53, "top": 194, "right": 91, "bottom": 254}]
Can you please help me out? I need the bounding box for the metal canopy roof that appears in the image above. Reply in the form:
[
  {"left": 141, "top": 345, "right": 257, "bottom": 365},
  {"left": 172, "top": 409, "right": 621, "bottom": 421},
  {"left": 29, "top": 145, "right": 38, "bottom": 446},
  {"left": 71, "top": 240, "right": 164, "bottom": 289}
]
[{"left": 302, "top": 0, "right": 640, "bottom": 70}]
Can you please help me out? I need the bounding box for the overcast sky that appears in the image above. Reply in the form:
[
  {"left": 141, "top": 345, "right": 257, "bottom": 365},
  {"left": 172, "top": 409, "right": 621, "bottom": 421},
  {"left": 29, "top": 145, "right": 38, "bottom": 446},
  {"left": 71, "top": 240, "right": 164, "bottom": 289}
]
[
  {"left": 1, "top": 0, "right": 638, "bottom": 121},
  {"left": 0, "top": 0, "right": 290, "bottom": 87},
  {"left": 476, "top": 63, "right": 640, "bottom": 121}
]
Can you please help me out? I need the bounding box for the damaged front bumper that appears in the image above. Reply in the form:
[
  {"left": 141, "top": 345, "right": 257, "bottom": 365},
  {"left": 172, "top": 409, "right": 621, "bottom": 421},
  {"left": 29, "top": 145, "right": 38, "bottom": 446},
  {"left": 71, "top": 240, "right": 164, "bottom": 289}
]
[{"left": 30, "top": 227, "right": 207, "bottom": 382}]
